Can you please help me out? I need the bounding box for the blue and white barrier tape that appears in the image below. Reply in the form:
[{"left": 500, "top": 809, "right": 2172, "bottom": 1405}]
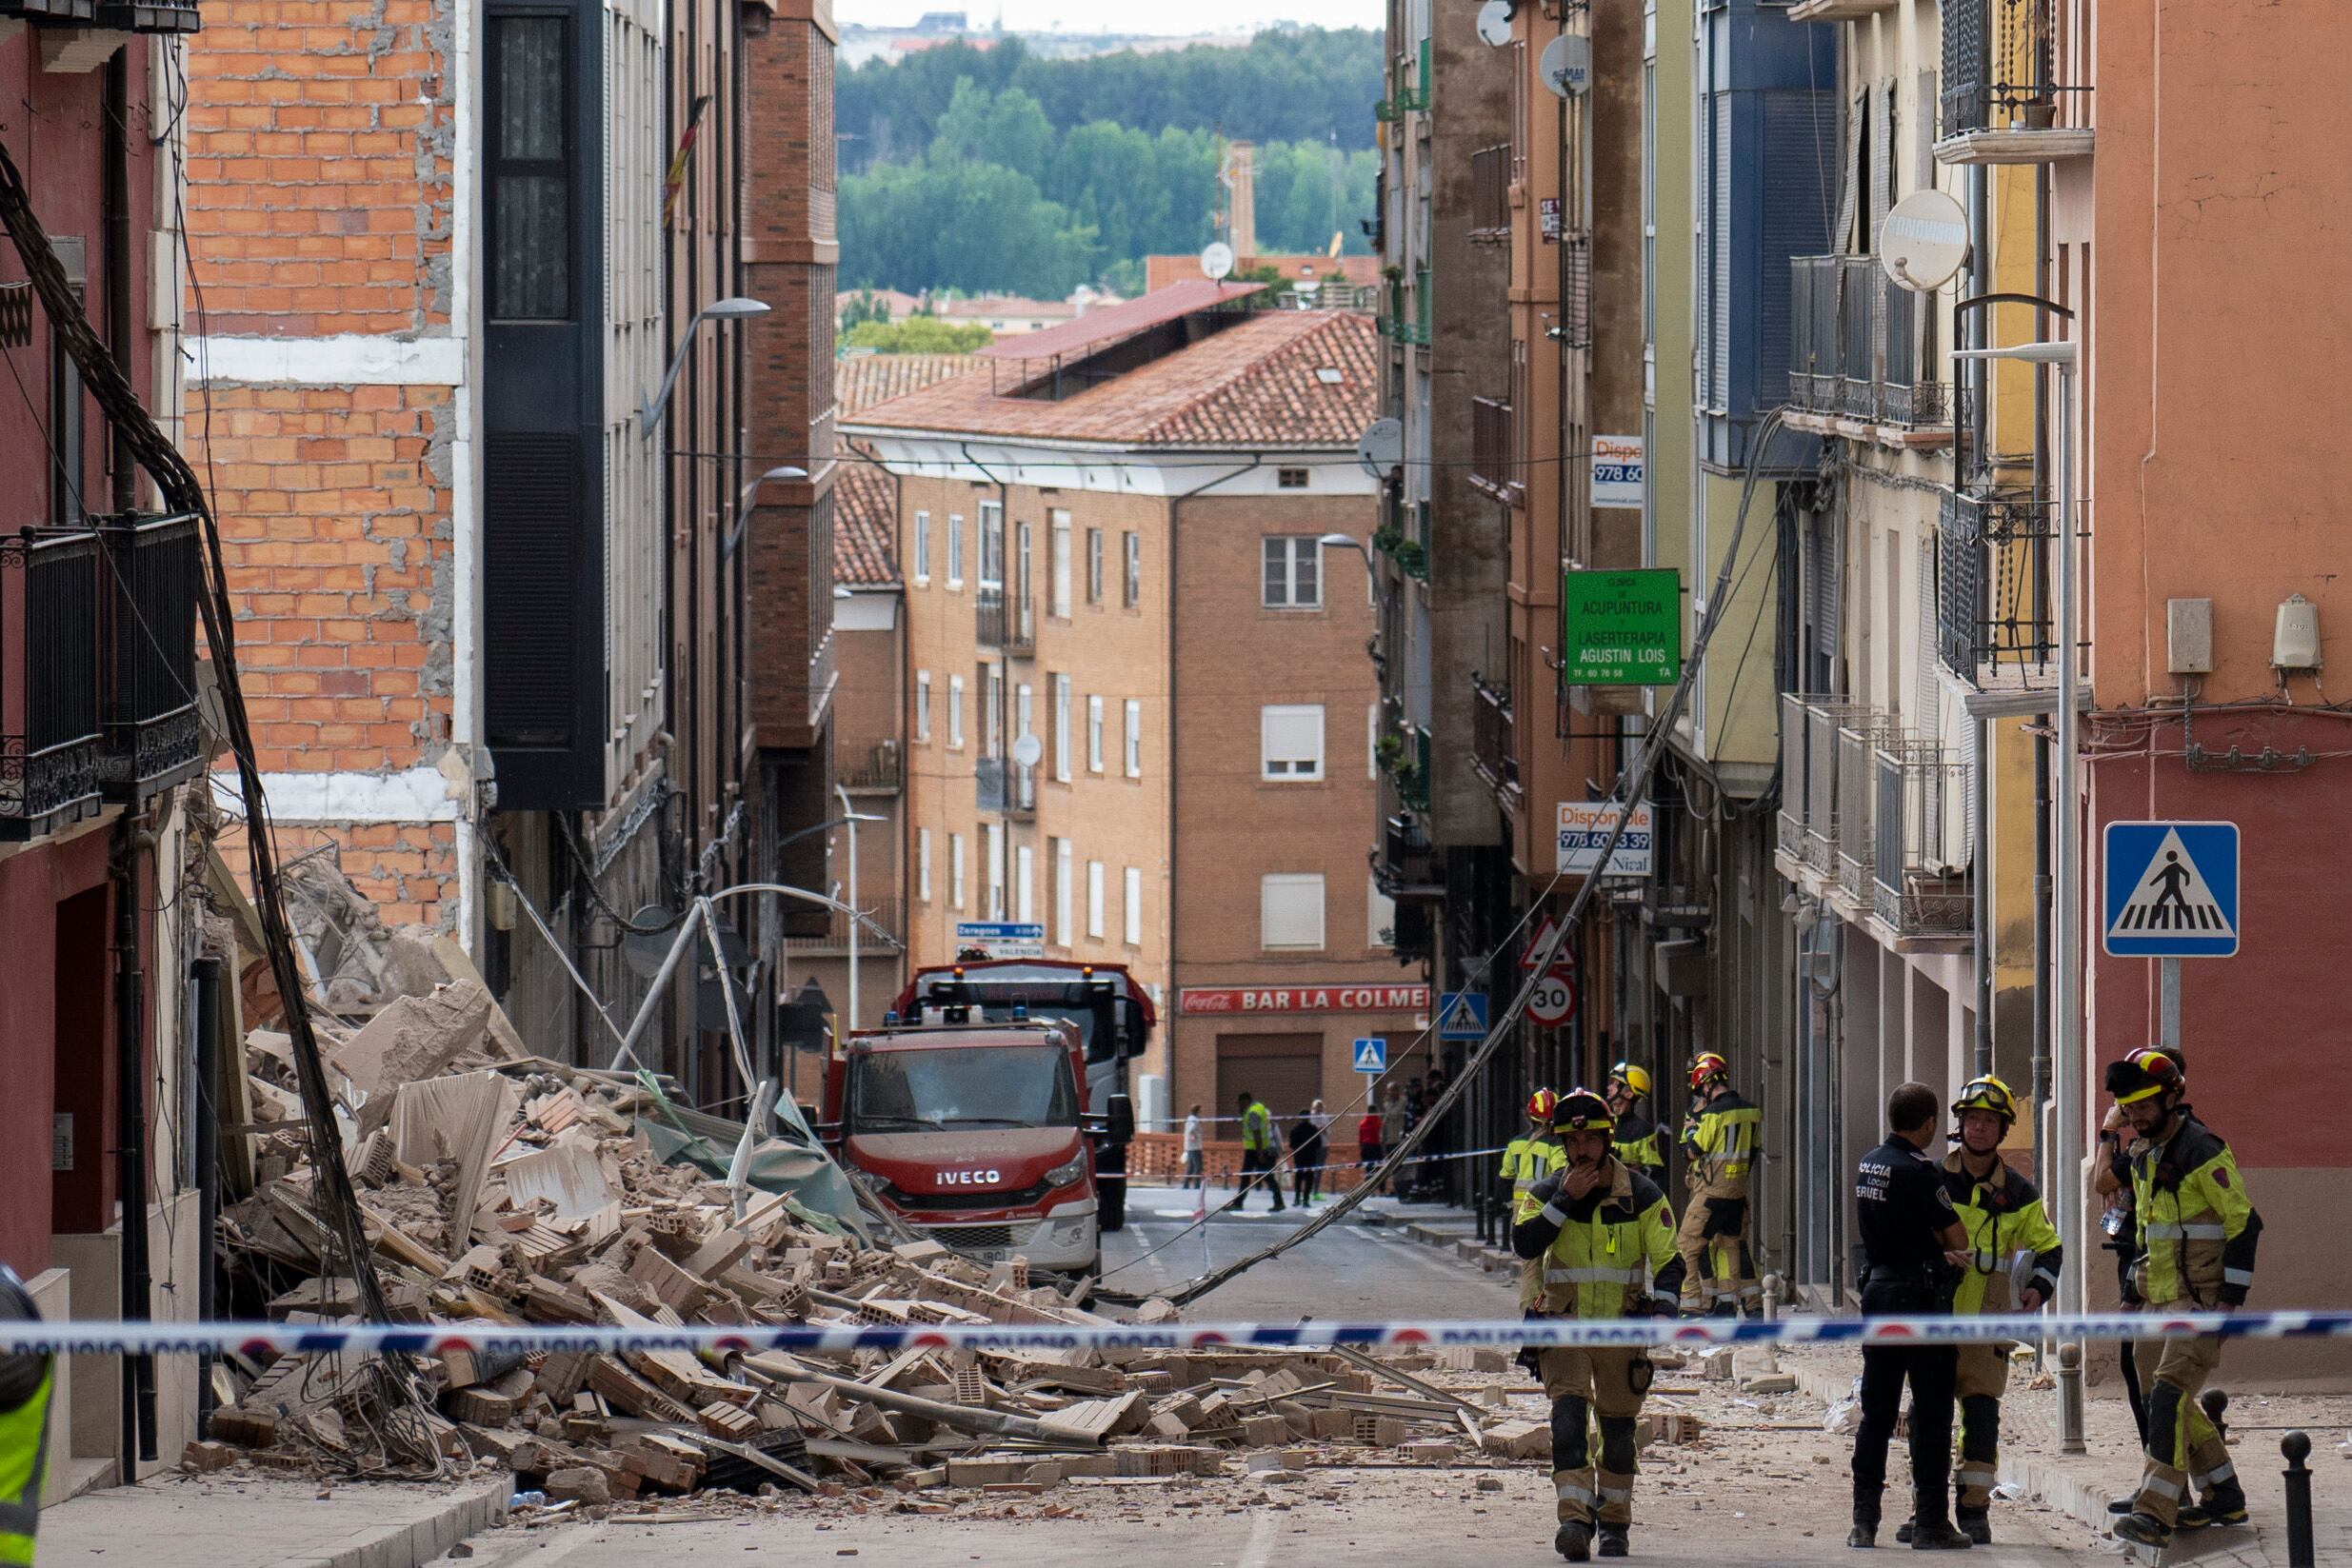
[{"left": 2, "top": 1313, "right": 2344, "bottom": 1359}]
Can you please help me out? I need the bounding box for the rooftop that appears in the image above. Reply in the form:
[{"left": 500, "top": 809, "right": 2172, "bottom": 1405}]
[{"left": 832, "top": 353, "right": 984, "bottom": 586}]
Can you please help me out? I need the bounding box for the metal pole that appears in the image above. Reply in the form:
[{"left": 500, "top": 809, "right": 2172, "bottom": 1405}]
[
  {"left": 696, "top": 895, "right": 760, "bottom": 1113},
  {"left": 2160, "top": 958, "right": 2181, "bottom": 1053},
  {"left": 2053, "top": 357, "right": 2085, "bottom": 1453},
  {"left": 836, "top": 783, "right": 860, "bottom": 1032},
  {"left": 609, "top": 904, "right": 705, "bottom": 1076},
  {"left": 2282, "top": 1431, "right": 2316, "bottom": 1568},
  {"left": 191, "top": 956, "right": 222, "bottom": 1435},
  {"left": 1973, "top": 716, "right": 1993, "bottom": 1076}
]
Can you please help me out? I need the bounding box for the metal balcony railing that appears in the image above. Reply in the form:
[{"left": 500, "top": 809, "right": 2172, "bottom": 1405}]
[
  {"left": 1938, "top": 487, "right": 2058, "bottom": 682},
  {"left": 1470, "top": 145, "right": 1511, "bottom": 240},
  {"left": 839, "top": 738, "right": 902, "bottom": 793},
  {"left": 1835, "top": 713, "right": 1903, "bottom": 906},
  {"left": 976, "top": 756, "right": 1035, "bottom": 820},
  {"left": 94, "top": 0, "right": 201, "bottom": 29},
  {"left": 1872, "top": 739, "right": 1973, "bottom": 937},
  {"left": 975, "top": 586, "right": 1032, "bottom": 655},
  {"left": 1942, "top": 0, "right": 2085, "bottom": 136},
  {"left": 1786, "top": 256, "right": 1949, "bottom": 428},
  {"left": 1468, "top": 673, "right": 1519, "bottom": 805},
  {"left": 1776, "top": 693, "right": 1811, "bottom": 863},
  {"left": 1557, "top": 231, "right": 1592, "bottom": 350},
  {"left": 97, "top": 512, "right": 202, "bottom": 803},
  {"left": 0, "top": 0, "right": 97, "bottom": 20},
  {"left": 1, "top": 527, "right": 102, "bottom": 837},
  {"left": 1470, "top": 396, "right": 1513, "bottom": 500},
  {"left": 779, "top": 896, "right": 906, "bottom": 954},
  {"left": 1377, "top": 813, "right": 1442, "bottom": 898}
]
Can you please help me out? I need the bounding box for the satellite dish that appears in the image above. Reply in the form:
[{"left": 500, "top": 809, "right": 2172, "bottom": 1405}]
[
  {"left": 1476, "top": 0, "right": 1514, "bottom": 47},
  {"left": 1878, "top": 189, "right": 1969, "bottom": 292},
  {"left": 1200, "top": 242, "right": 1235, "bottom": 281},
  {"left": 1011, "top": 732, "right": 1043, "bottom": 769},
  {"left": 1539, "top": 33, "right": 1589, "bottom": 97},
  {"left": 1355, "top": 417, "right": 1403, "bottom": 482}
]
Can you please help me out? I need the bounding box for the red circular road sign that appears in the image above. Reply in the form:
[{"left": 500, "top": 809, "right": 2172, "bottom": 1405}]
[{"left": 1526, "top": 965, "right": 1579, "bottom": 1027}]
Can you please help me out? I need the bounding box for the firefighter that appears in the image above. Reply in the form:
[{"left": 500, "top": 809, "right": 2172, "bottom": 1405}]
[
  {"left": 2107, "top": 1047, "right": 2260, "bottom": 1550},
  {"left": 1604, "top": 1063, "right": 1663, "bottom": 1178},
  {"left": 1894, "top": 1076, "right": 2061, "bottom": 1546},
  {"left": 1501, "top": 1088, "right": 1565, "bottom": 1211},
  {"left": 0, "top": 1264, "right": 53, "bottom": 1568},
  {"left": 1512, "top": 1089, "right": 1684, "bottom": 1561},
  {"left": 1675, "top": 1053, "right": 1762, "bottom": 1317}
]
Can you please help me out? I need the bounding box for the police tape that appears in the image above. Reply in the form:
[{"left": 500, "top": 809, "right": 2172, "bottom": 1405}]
[{"left": 3, "top": 1313, "right": 2347, "bottom": 1359}]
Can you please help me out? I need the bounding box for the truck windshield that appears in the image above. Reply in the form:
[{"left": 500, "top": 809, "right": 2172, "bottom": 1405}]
[{"left": 847, "top": 1045, "right": 1079, "bottom": 1134}]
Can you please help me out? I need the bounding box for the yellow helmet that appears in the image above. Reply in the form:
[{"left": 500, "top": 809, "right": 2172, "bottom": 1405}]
[
  {"left": 1954, "top": 1075, "right": 2019, "bottom": 1128},
  {"left": 1608, "top": 1062, "right": 1652, "bottom": 1099}
]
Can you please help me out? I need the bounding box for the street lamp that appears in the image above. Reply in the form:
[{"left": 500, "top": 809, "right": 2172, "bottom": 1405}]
[
  {"left": 640, "top": 296, "right": 771, "bottom": 435},
  {"left": 1316, "top": 531, "right": 1378, "bottom": 606},
  {"left": 1953, "top": 337, "right": 2082, "bottom": 1444}
]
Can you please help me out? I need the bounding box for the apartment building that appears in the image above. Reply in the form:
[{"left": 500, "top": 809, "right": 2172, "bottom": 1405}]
[{"left": 842, "top": 286, "right": 1399, "bottom": 1119}]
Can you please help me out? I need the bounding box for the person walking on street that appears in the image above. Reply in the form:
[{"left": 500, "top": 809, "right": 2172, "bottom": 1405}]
[
  {"left": 1675, "top": 1053, "right": 1763, "bottom": 1316},
  {"left": 2106, "top": 1047, "right": 2260, "bottom": 1550},
  {"left": 1180, "top": 1104, "right": 1205, "bottom": 1190},
  {"left": 1511, "top": 1089, "right": 1684, "bottom": 1561},
  {"left": 1287, "top": 1106, "right": 1326, "bottom": 1207},
  {"left": 0, "top": 1263, "right": 54, "bottom": 1568},
  {"left": 1358, "top": 1104, "right": 1385, "bottom": 1181},
  {"left": 1849, "top": 1081, "right": 1973, "bottom": 1551},
  {"left": 1604, "top": 1063, "right": 1664, "bottom": 1180},
  {"left": 1234, "top": 1091, "right": 1285, "bottom": 1212},
  {"left": 1501, "top": 1088, "right": 1565, "bottom": 1214}
]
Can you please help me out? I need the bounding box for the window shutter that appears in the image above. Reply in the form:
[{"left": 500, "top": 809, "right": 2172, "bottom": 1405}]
[
  {"left": 1260, "top": 704, "right": 1325, "bottom": 776},
  {"left": 1915, "top": 533, "right": 1943, "bottom": 737},
  {"left": 1915, "top": 70, "right": 1939, "bottom": 191},
  {"left": 1836, "top": 88, "right": 1865, "bottom": 254},
  {"left": 1260, "top": 874, "right": 1326, "bottom": 950},
  {"left": 1123, "top": 866, "right": 1142, "bottom": 945},
  {"left": 1873, "top": 81, "right": 1897, "bottom": 249},
  {"left": 1710, "top": 91, "right": 1733, "bottom": 409}
]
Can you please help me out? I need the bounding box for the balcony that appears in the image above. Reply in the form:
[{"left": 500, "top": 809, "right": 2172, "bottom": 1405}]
[
  {"left": 1380, "top": 269, "right": 1431, "bottom": 348},
  {"left": 1375, "top": 813, "right": 1443, "bottom": 901},
  {"left": 1786, "top": 255, "right": 1950, "bottom": 445},
  {"left": 0, "top": 527, "right": 102, "bottom": 839},
  {"left": 1468, "top": 673, "right": 1520, "bottom": 809},
  {"left": 1776, "top": 695, "right": 1878, "bottom": 883},
  {"left": 1470, "top": 145, "right": 1511, "bottom": 241},
  {"left": 1938, "top": 487, "right": 2058, "bottom": 687},
  {"left": 1776, "top": 694, "right": 1973, "bottom": 942},
  {"left": 1835, "top": 712, "right": 1903, "bottom": 907},
  {"left": 1470, "top": 396, "right": 1517, "bottom": 504},
  {"left": 94, "top": 0, "right": 200, "bottom": 29},
  {"left": 975, "top": 586, "right": 1032, "bottom": 655},
  {"left": 0, "top": 0, "right": 96, "bottom": 19},
  {"left": 839, "top": 738, "right": 902, "bottom": 794},
  {"left": 1871, "top": 739, "right": 1972, "bottom": 938},
  {"left": 97, "top": 512, "right": 203, "bottom": 803},
  {"left": 1936, "top": 0, "right": 2093, "bottom": 165},
  {"left": 1555, "top": 230, "right": 1591, "bottom": 351},
  {"left": 975, "top": 755, "right": 1035, "bottom": 820},
  {"left": 780, "top": 895, "right": 906, "bottom": 955}
]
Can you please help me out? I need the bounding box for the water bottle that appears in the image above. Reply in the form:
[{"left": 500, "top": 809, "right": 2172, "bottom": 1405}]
[{"left": 508, "top": 1490, "right": 548, "bottom": 1510}]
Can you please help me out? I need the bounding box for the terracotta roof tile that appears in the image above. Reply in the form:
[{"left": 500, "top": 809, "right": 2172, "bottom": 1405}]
[
  {"left": 834, "top": 352, "right": 983, "bottom": 417},
  {"left": 832, "top": 443, "right": 898, "bottom": 586}
]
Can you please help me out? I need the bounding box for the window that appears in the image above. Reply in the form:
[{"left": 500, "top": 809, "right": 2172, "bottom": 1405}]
[
  {"left": 1055, "top": 840, "right": 1075, "bottom": 947},
  {"left": 1261, "top": 704, "right": 1325, "bottom": 780},
  {"left": 947, "top": 674, "right": 965, "bottom": 748},
  {"left": 983, "top": 666, "right": 1002, "bottom": 758},
  {"left": 49, "top": 329, "right": 84, "bottom": 526},
  {"left": 1368, "top": 874, "right": 1395, "bottom": 949},
  {"left": 1122, "top": 531, "right": 1141, "bottom": 605},
  {"left": 950, "top": 832, "right": 967, "bottom": 910},
  {"left": 1049, "top": 511, "right": 1072, "bottom": 618},
  {"left": 1277, "top": 467, "right": 1308, "bottom": 489},
  {"left": 917, "top": 828, "right": 933, "bottom": 902},
  {"left": 1367, "top": 702, "right": 1379, "bottom": 779},
  {"left": 1086, "top": 861, "right": 1106, "bottom": 939},
  {"left": 1086, "top": 528, "right": 1104, "bottom": 604},
  {"left": 978, "top": 501, "right": 1004, "bottom": 589},
  {"left": 1051, "top": 675, "right": 1071, "bottom": 782},
  {"left": 1015, "top": 682, "right": 1033, "bottom": 764},
  {"left": 1123, "top": 700, "right": 1142, "bottom": 778},
  {"left": 1260, "top": 874, "right": 1326, "bottom": 950},
  {"left": 1124, "top": 866, "right": 1143, "bottom": 945},
  {"left": 1015, "top": 844, "right": 1034, "bottom": 923},
  {"left": 1262, "top": 536, "right": 1322, "bottom": 608},
  {"left": 911, "top": 510, "right": 930, "bottom": 584},
  {"left": 986, "top": 823, "right": 1005, "bottom": 918},
  {"left": 1086, "top": 695, "right": 1105, "bottom": 773},
  {"left": 915, "top": 671, "right": 931, "bottom": 742},
  {"left": 487, "top": 15, "right": 571, "bottom": 321},
  {"left": 947, "top": 513, "right": 965, "bottom": 588}
]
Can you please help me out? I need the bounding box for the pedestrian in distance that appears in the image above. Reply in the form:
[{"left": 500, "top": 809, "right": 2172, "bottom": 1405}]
[
  {"left": 1604, "top": 1062, "right": 1664, "bottom": 1180},
  {"left": 1287, "top": 1105, "right": 1325, "bottom": 1208},
  {"left": 1848, "top": 1080, "right": 1972, "bottom": 1550},
  {"left": 2104, "top": 1046, "right": 2260, "bottom": 1551},
  {"left": 1358, "top": 1104, "right": 1385, "bottom": 1182},
  {"left": 1675, "top": 1053, "right": 1763, "bottom": 1317},
  {"left": 1233, "top": 1090, "right": 1284, "bottom": 1212},
  {"left": 1511, "top": 1088, "right": 1684, "bottom": 1561},
  {"left": 1180, "top": 1103, "right": 1204, "bottom": 1190}
]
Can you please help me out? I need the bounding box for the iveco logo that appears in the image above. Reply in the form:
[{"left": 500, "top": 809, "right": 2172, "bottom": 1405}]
[{"left": 940, "top": 1169, "right": 1004, "bottom": 1186}]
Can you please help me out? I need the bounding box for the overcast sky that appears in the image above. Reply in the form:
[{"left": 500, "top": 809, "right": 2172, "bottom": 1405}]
[{"left": 838, "top": 0, "right": 1378, "bottom": 36}]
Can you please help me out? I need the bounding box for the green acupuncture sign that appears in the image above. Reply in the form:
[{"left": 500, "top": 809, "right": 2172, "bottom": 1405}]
[{"left": 1560, "top": 567, "right": 1682, "bottom": 685}]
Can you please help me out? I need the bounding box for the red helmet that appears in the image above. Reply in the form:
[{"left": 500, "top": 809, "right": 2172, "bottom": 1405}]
[
  {"left": 1525, "top": 1087, "right": 1561, "bottom": 1122},
  {"left": 1688, "top": 1052, "right": 1730, "bottom": 1092}
]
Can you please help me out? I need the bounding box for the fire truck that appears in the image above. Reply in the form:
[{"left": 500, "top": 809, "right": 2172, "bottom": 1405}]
[{"left": 818, "top": 962, "right": 1151, "bottom": 1274}]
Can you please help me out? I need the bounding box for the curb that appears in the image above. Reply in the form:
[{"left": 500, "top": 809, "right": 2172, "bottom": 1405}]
[{"left": 307, "top": 1475, "right": 510, "bottom": 1568}]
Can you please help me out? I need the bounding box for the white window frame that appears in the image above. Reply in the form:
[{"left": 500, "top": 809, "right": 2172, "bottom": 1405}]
[
  {"left": 911, "top": 509, "right": 931, "bottom": 585},
  {"left": 1261, "top": 535, "right": 1322, "bottom": 608},
  {"left": 1260, "top": 873, "right": 1326, "bottom": 951},
  {"left": 986, "top": 823, "right": 1005, "bottom": 919},
  {"left": 1049, "top": 511, "right": 1072, "bottom": 618},
  {"left": 947, "top": 673, "right": 965, "bottom": 749},
  {"left": 1123, "top": 866, "right": 1142, "bottom": 945},
  {"left": 950, "top": 832, "right": 967, "bottom": 910},
  {"left": 915, "top": 670, "right": 931, "bottom": 743},
  {"left": 1367, "top": 873, "right": 1395, "bottom": 949},
  {"left": 1086, "top": 527, "right": 1103, "bottom": 604},
  {"left": 1055, "top": 839, "right": 1075, "bottom": 947},
  {"left": 1123, "top": 531, "right": 1141, "bottom": 605},
  {"left": 977, "top": 500, "right": 1004, "bottom": 590},
  {"left": 917, "top": 828, "right": 933, "bottom": 902},
  {"left": 1051, "top": 675, "right": 1072, "bottom": 783},
  {"left": 984, "top": 665, "right": 1003, "bottom": 758},
  {"left": 1123, "top": 699, "right": 1142, "bottom": 778},
  {"left": 947, "top": 512, "right": 965, "bottom": 589},
  {"left": 1086, "top": 695, "right": 1105, "bottom": 773},
  {"left": 1015, "top": 844, "right": 1034, "bottom": 924},
  {"left": 1367, "top": 701, "right": 1379, "bottom": 779},
  {"left": 1086, "top": 860, "right": 1106, "bottom": 940},
  {"left": 1260, "top": 703, "right": 1325, "bottom": 780}
]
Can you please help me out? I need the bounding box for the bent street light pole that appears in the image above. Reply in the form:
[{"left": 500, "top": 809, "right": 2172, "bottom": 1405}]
[
  {"left": 1317, "top": 531, "right": 1378, "bottom": 607},
  {"left": 640, "top": 296, "right": 771, "bottom": 435}
]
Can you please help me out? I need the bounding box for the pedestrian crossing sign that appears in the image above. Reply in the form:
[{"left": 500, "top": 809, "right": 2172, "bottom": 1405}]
[
  {"left": 2103, "top": 821, "right": 2240, "bottom": 958},
  {"left": 1352, "top": 1037, "right": 1387, "bottom": 1074}
]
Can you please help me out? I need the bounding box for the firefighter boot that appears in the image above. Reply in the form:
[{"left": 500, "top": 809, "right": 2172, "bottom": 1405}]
[
  {"left": 1555, "top": 1521, "right": 1593, "bottom": 1562},
  {"left": 1595, "top": 1523, "right": 1629, "bottom": 1558}
]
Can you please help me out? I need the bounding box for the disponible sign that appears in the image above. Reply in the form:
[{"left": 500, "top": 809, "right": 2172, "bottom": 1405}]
[
  {"left": 1556, "top": 802, "right": 1655, "bottom": 878},
  {"left": 1179, "top": 983, "right": 1431, "bottom": 1016},
  {"left": 1590, "top": 434, "right": 1644, "bottom": 508},
  {"left": 1560, "top": 566, "right": 1681, "bottom": 685}
]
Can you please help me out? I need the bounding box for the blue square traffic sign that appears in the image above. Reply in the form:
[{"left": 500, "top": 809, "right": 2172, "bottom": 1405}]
[
  {"left": 1435, "top": 991, "right": 1489, "bottom": 1041},
  {"left": 2103, "top": 821, "right": 2239, "bottom": 958}
]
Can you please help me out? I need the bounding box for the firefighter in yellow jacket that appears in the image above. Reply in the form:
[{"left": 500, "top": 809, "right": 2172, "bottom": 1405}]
[
  {"left": 2107, "top": 1048, "right": 2260, "bottom": 1550},
  {"left": 0, "top": 1264, "right": 53, "bottom": 1567},
  {"left": 1675, "top": 1053, "right": 1762, "bottom": 1317},
  {"left": 1500, "top": 1088, "right": 1565, "bottom": 1211},
  {"left": 1511, "top": 1089, "right": 1684, "bottom": 1562},
  {"left": 1603, "top": 1063, "right": 1664, "bottom": 1179}
]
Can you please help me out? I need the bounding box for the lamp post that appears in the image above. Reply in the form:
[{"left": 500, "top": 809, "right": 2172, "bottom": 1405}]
[
  {"left": 1954, "top": 337, "right": 2081, "bottom": 1449},
  {"left": 1316, "top": 531, "right": 1379, "bottom": 607},
  {"left": 640, "top": 296, "right": 770, "bottom": 435}
]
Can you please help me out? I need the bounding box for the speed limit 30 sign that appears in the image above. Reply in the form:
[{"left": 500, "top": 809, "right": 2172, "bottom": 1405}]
[{"left": 1525, "top": 965, "right": 1579, "bottom": 1027}]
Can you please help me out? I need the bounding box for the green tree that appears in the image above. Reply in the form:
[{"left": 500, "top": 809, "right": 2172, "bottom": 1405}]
[{"left": 844, "top": 317, "right": 996, "bottom": 353}]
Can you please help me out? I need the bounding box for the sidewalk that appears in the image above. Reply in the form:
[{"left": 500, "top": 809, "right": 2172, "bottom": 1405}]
[
  {"left": 39, "top": 1468, "right": 510, "bottom": 1568},
  {"left": 1350, "top": 1191, "right": 1519, "bottom": 1275}
]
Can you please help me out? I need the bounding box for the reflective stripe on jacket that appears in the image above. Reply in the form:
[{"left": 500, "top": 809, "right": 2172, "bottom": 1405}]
[
  {"left": 1941, "top": 1151, "right": 2063, "bottom": 1316},
  {"left": 1511, "top": 1161, "right": 1684, "bottom": 1318},
  {"left": 2130, "top": 1110, "right": 2262, "bottom": 1308}
]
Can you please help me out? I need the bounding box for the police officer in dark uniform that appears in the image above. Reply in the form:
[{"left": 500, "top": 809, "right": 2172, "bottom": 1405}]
[{"left": 1850, "top": 1082, "right": 1972, "bottom": 1551}]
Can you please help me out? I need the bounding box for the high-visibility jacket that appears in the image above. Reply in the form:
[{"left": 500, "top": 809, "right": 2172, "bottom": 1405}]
[
  {"left": 1500, "top": 1133, "right": 1565, "bottom": 1193},
  {"left": 0, "top": 1269, "right": 50, "bottom": 1568},
  {"left": 1511, "top": 1161, "right": 1684, "bottom": 1318},
  {"left": 1941, "top": 1151, "right": 2063, "bottom": 1316},
  {"left": 1683, "top": 1089, "right": 1761, "bottom": 1199},
  {"left": 2128, "top": 1109, "right": 2262, "bottom": 1308},
  {"left": 1610, "top": 1111, "right": 1664, "bottom": 1176},
  {"left": 1241, "top": 1102, "right": 1274, "bottom": 1153}
]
